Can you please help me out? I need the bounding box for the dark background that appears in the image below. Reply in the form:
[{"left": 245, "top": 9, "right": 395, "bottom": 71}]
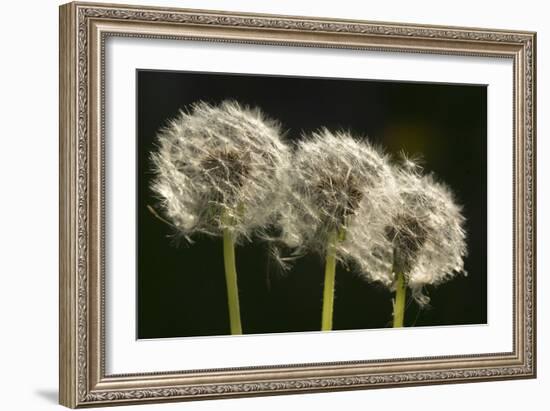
[{"left": 136, "top": 70, "right": 487, "bottom": 339}]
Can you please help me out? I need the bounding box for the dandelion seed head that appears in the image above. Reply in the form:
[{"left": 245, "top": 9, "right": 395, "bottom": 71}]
[
  {"left": 366, "top": 160, "right": 468, "bottom": 304},
  {"left": 278, "top": 129, "right": 397, "bottom": 268},
  {"left": 150, "top": 100, "right": 290, "bottom": 242}
]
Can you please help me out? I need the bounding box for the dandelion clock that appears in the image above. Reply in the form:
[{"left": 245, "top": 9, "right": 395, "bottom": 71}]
[{"left": 150, "top": 100, "right": 290, "bottom": 334}]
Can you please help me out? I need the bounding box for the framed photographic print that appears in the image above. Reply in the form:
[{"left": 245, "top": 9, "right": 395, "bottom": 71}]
[{"left": 59, "top": 1, "right": 537, "bottom": 408}]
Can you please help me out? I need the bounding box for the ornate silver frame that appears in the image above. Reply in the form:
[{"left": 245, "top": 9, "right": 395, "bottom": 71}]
[{"left": 59, "top": 1, "right": 536, "bottom": 408}]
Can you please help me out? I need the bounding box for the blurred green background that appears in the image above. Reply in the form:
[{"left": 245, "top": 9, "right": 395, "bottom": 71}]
[{"left": 137, "top": 70, "right": 486, "bottom": 338}]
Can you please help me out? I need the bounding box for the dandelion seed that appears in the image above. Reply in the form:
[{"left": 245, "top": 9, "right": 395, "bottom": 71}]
[{"left": 150, "top": 100, "right": 290, "bottom": 334}]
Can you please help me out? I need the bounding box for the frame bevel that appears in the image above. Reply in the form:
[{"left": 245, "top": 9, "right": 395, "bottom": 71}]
[{"left": 59, "top": 2, "right": 536, "bottom": 408}]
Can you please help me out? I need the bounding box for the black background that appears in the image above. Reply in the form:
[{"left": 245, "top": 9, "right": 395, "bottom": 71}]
[{"left": 137, "top": 70, "right": 487, "bottom": 339}]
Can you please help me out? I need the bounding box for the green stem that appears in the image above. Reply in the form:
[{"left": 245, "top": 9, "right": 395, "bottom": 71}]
[
  {"left": 321, "top": 230, "right": 338, "bottom": 331},
  {"left": 393, "top": 271, "right": 406, "bottom": 328},
  {"left": 222, "top": 219, "right": 242, "bottom": 335}
]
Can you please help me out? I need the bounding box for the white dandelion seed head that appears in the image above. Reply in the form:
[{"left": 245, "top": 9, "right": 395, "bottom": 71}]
[
  {"left": 370, "top": 160, "right": 468, "bottom": 304},
  {"left": 150, "top": 100, "right": 290, "bottom": 242},
  {"left": 278, "top": 129, "right": 398, "bottom": 268}
]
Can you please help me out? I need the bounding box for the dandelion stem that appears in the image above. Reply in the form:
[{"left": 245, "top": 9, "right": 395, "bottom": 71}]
[
  {"left": 393, "top": 271, "right": 406, "bottom": 328},
  {"left": 321, "top": 229, "right": 338, "bottom": 331},
  {"left": 222, "top": 213, "right": 242, "bottom": 335}
]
